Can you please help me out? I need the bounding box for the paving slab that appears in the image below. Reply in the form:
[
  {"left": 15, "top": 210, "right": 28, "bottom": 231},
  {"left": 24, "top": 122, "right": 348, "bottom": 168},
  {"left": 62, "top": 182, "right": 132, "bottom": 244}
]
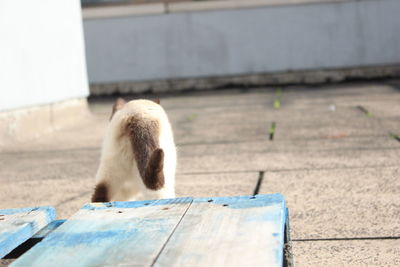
[
  {"left": 178, "top": 135, "right": 396, "bottom": 156},
  {"left": 0, "top": 177, "right": 93, "bottom": 219},
  {"left": 374, "top": 117, "right": 400, "bottom": 137},
  {"left": 169, "top": 103, "right": 274, "bottom": 144},
  {"left": 270, "top": 135, "right": 397, "bottom": 152},
  {"left": 0, "top": 149, "right": 99, "bottom": 183},
  {"left": 160, "top": 89, "right": 277, "bottom": 110},
  {"left": 292, "top": 239, "right": 400, "bottom": 267},
  {"left": 279, "top": 84, "right": 400, "bottom": 110},
  {"left": 273, "top": 106, "right": 391, "bottom": 140},
  {"left": 175, "top": 122, "right": 269, "bottom": 144},
  {"left": 177, "top": 142, "right": 400, "bottom": 173},
  {"left": 260, "top": 166, "right": 400, "bottom": 239},
  {"left": 356, "top": 100, "right": 400, "bottom": 118},
  {"left": 175, "top": 172, "right": 259, "bottom": 198},
  {"left": 170, "top": 103, "right": 395, "bottom": 144},
  {"left": 0, "top": 115, "right": 106, "bottom": 153}
]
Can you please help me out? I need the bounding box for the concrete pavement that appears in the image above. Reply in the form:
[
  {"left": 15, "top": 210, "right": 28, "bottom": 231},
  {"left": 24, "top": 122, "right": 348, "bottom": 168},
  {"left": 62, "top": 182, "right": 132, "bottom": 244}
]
[{"left": 1, "top": 81, "right": 400, "bottom": 266}]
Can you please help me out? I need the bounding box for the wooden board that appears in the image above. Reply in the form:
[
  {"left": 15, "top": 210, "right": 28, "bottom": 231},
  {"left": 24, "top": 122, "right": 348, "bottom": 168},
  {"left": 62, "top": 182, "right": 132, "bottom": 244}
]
[
  {"left": 10, "top": 194, "right": 286, "bottom": 266},
  {"left": 0, "top": 206, "right": 56, "bottom": 258},
  {"left": 32, "top": 220, "right": 66, "bottom": 239},
  {"left": 10, "top": 198, "right": 192, "bottom": 267},
  {"left": 154, "top": 194, "right": 286, "bottom": 267}
]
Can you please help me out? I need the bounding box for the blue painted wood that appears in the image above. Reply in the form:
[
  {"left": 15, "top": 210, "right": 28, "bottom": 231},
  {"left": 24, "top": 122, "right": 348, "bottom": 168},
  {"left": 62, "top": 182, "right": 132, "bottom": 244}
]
[
  {"left": 10, "top": 194, "right": 287, "bottom": 266},
  {"left": 0, "top": 206, "right": 56, "bottom": 258},
  {"left": 10, "top": 198, "right": 193, "bottom": 267},
  {"left": 154, "top": 193, "right": 287, "bottom": 267},
  {"left": 31, "top": 220, "right": 66, "bottom": 239}
]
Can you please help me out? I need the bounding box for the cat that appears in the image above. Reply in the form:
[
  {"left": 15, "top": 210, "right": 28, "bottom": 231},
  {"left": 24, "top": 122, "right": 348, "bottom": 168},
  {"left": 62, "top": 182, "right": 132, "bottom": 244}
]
[{"left": 91, "top": 98, "right": 176, "bottom": 202}]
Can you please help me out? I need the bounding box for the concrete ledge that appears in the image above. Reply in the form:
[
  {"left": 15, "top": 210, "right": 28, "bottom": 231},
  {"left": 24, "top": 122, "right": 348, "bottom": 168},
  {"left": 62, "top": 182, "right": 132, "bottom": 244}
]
[
  {"left": 82, "top": 0, "right": 356, "bottom": 19},
  {"left": 168, "top": 0, "right": 347, "bottom": 13},
  {"left": 82, "top": 3, "right": 164, "bottom": 19},
  {"left": 0, "top": 98, "right": 90, "bottom": 148},
  {"left": 89, "top": 65, "right": 400, "bottom": 95}
]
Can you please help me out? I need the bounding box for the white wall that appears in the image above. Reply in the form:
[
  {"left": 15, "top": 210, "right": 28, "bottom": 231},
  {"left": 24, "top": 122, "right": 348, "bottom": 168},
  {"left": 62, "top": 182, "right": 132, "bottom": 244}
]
[
  {"left": 83, "top": 0, "right": 400, "bottom": 84},
  {"left": 0, "top": 0, "right": 89, "bottom": 112}
]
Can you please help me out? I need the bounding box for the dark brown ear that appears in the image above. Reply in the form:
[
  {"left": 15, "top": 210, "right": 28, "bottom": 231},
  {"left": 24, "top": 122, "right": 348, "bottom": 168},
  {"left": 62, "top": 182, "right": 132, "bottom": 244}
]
[
  {"left": 152, "top": 99, "right": 160, "bottom": 105},
  {"left": 110, "top": 98, "right": 126, "bottom": 120}
]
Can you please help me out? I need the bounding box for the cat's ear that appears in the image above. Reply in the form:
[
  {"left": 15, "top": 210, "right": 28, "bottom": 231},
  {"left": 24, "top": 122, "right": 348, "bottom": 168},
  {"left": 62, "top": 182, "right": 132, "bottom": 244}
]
[
  {"left": 152, "top": 99, "right": 161, "bottom": 105},
  {"left": 110, "top": 98, "right": 126, "bottom": 120}
]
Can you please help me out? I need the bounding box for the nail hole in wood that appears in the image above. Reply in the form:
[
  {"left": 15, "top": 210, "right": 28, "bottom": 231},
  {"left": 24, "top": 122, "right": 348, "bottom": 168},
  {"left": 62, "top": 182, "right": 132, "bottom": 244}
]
[
  {"left": 144, "top": 203, "right": 150, "bottom": 206},
  {"left": 162, "top": 207, "right": 169, "bottom": 210},
  {"left": 117, "top": 211, "right": 123, "bottom": 213},
  {"left": 208, "top": 199, "right": 213, "bottom": 202},
  {"left": 223, "top": 204, "right": 229, "bottom": 207}
]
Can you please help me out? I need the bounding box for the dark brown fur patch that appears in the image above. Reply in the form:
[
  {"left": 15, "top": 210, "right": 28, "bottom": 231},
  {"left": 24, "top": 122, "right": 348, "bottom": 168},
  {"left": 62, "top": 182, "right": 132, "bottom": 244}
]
[
  {"left": 92, "top": 182, "right": 109, "bottom": 202},
  {"left": 110, "top": 98, "right": 127, "bottom": 120},
  {"left": 144, "top": 148, "right": 165, "bottom": 190},
  {"left": 125, "top": 116, "right": 165, "bottom": 190}
]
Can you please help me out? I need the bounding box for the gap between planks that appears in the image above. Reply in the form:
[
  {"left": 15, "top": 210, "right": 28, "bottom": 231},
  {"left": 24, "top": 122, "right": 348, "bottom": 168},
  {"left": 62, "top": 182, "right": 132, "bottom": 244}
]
[{"left": 150, "top": 200, "right": 193, "bottom": 266}]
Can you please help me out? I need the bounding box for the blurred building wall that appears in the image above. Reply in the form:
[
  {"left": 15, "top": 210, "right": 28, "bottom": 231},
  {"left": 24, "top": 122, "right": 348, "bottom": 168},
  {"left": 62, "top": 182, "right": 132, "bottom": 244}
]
[
  {"left": 0, "top": 0, "right": 90, "bottom": 145},
  {"left": 0, "top": 0, "right": 89, "bottom": 112},
  {"left": 82, "top": 0, "right": 400, "bottom": 90}
]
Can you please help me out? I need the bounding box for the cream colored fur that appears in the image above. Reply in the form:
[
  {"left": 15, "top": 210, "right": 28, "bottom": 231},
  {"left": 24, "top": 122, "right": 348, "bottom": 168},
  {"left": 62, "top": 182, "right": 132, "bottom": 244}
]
[{"left": 94, "top": 99, "right": 176, "bottom": 201}]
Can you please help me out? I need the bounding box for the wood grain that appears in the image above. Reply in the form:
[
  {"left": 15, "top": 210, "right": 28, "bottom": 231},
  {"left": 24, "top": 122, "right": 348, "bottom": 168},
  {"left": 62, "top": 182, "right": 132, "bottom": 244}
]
[
  {"left": 9, "top": 194, "right": 287, "bottom": 266},
  {"left": 10, "top": 198, "right": 192, "bottom": 267},
  {"left": 154, "top": 194, "right": 286, "bottom": 267}
]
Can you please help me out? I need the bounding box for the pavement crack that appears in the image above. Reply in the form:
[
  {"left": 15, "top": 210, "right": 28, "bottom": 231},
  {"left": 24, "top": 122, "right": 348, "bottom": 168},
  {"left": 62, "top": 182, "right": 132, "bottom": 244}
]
[
  {"left": 269, "top": 122, "right": 276, "bottom": 141},
  {"left": 253, "top": 171, "right": 265, "bottom": 195},
  {"left": 389, "top": 132, "right": 400, "bottom": 143},
  {"left": 293, "top": 236, "right": 400, "bottom": 242},
  {"left": 356, "top": 105, "right": 373, "bottom": 118}
]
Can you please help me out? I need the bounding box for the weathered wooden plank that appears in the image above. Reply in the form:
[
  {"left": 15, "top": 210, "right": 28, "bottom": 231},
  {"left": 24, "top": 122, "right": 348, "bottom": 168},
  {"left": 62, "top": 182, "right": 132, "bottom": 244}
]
[
  {"left": 10, "top": 198, "right": 192, "bottom": 267},
  {"left": 154, "top": 194, "right": 286, "bottom": 267},
  {"left": 31, "top": 220, "right": 66, "bottom": 239},
  {"left": 0, "top": 206, "right": 56, "bottom": 258}
]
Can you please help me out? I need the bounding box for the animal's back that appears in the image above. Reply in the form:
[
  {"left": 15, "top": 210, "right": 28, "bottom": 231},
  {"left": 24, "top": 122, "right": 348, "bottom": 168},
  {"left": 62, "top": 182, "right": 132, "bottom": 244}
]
[{"left": 92, "top": 99, "right": 176, "bottom": 202}]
